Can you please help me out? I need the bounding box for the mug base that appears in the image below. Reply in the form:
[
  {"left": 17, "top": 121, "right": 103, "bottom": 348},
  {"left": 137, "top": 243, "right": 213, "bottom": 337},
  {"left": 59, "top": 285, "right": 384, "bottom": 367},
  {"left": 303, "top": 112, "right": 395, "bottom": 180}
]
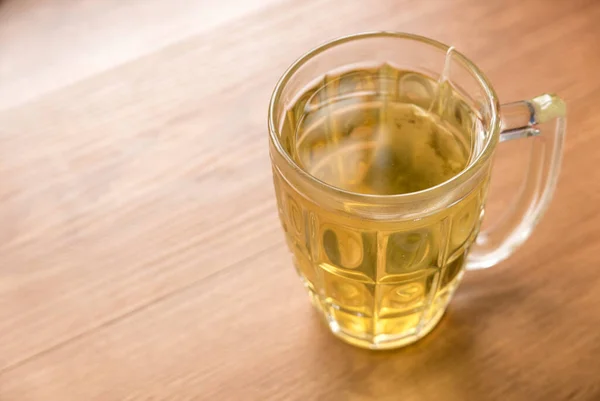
[{"left": 327, "top": 307, "right": 446, "bottom": 350}]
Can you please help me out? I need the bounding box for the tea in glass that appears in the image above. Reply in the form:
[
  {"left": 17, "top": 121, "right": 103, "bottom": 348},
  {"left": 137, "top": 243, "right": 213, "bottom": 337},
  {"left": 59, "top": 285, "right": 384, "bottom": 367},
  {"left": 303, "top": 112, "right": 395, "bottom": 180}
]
[{"left": 273, "top": 65, "right": 486, "bottom": 348}]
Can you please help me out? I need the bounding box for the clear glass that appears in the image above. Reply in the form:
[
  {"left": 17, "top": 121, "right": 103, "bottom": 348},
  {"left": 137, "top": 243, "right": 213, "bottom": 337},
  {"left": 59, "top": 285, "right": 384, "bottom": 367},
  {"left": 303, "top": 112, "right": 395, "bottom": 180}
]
[{"left": 268, "top": 32, "right": 566, "bottom": 350}]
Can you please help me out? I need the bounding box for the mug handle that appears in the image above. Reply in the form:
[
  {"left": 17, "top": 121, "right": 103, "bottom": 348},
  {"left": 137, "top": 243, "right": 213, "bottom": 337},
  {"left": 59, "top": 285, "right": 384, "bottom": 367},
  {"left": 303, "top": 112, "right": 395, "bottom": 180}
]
[{"left": 467, "top": 94, "right": 567, "bottom": 270}]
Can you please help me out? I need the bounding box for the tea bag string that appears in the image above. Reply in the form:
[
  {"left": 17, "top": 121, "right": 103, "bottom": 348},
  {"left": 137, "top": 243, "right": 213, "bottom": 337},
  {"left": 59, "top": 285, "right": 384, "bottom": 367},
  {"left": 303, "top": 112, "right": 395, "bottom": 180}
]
[
  {"left": 430, "top": 46, "right": 478, "bottom": 167},
  {"left": 429, "top": 45, "right": 455, "bottom": 115}
]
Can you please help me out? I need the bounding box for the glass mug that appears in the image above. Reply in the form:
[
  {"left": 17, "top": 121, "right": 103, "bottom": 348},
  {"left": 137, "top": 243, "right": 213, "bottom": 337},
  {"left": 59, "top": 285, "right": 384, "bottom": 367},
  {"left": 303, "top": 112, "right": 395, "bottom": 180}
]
[{"left": 268, "top": 32, "right": 566, "bottom": 350}]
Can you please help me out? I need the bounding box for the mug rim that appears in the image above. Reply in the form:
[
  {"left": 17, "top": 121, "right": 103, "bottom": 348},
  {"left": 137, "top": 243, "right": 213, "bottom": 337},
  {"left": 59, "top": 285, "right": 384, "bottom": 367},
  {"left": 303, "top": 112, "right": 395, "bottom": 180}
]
[{"left": 268, "top": 31, "right": 501, "bottom": 202}]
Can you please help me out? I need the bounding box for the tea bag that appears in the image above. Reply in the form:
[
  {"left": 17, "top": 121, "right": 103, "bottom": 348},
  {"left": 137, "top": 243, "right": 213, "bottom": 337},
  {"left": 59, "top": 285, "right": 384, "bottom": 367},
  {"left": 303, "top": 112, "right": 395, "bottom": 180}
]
[{"left": 365, "top": 50, "right": 471, "bottom": 194}]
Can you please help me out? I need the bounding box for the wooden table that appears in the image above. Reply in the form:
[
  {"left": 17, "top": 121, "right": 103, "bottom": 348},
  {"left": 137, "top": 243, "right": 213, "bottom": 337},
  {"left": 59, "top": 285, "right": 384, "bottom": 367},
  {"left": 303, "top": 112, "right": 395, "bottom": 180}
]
[{"left": 1, "top": 0, "right": 599, "bottom": 399}]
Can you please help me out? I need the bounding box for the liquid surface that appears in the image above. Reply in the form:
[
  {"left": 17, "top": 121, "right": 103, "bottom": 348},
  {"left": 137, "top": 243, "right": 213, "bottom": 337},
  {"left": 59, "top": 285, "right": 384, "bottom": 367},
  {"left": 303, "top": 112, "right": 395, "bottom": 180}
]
[
  {"left": 274, "top": 65, "right": 486, "bottom": 349},
  {"left": 283, "top": 65, "right": 475, "bottom": 195},
  {"left": 295, "top": 99, "right": 470, "bottom": 195}
]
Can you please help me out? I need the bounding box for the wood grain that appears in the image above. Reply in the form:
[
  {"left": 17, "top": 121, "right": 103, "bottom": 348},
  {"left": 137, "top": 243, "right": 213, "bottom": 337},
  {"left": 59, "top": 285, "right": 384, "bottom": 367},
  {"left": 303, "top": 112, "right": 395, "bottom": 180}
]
[
  {"left": 0, "top": 0, "right": 599, "bottom": 399},
  {"left": 0, "top": 0, "right": 288, "bottom": 110}
]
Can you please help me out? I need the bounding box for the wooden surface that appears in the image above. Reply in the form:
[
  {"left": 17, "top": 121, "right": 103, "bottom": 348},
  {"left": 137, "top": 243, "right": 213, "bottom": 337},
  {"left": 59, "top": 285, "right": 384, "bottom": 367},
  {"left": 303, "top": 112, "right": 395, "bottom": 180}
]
[{"left": 1, "top": 0, "right": 599, "bottom": 399}]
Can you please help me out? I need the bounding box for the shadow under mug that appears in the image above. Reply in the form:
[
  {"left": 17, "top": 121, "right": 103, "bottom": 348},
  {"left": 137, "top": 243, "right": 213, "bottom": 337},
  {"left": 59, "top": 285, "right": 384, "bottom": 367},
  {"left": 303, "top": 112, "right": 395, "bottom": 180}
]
[{"left": 268, "top": 32, "right": 566, "bottom": 350}]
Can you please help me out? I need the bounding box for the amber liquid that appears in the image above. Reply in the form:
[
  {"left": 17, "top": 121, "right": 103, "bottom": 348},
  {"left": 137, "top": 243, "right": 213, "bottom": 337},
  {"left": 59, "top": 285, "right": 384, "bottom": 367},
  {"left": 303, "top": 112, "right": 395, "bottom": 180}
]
[{"left": 273, "top": 65, "right": 487, "bottom": 348}]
